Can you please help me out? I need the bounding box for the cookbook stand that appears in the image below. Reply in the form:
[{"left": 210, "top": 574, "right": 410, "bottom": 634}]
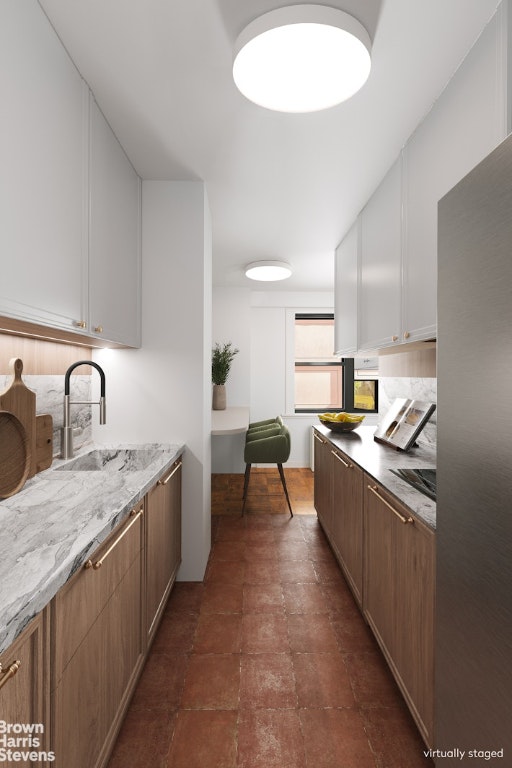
[{"left": 374, "top": 398, "right": 436, "bottom": 452}]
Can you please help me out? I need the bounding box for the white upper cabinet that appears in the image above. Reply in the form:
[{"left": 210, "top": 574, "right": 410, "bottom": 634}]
[
  {"left": 402, "top": 13, "right": 506, "bottom": 342},
  {"left": 334, "top": 6, "right": 508, "bottom": 354},
  {"left": 334, "top": 219, "right": 359, "bottom": 356},
  {"left": 359, "top": 158, "right": 402, "bottom": 351},
  {"left": 89, "top": 100, "right": 141, "bottom": 347},
  {"left": 0, "top": 0, "right": 87, "bottom": 332},
  {"left": 0, "top": 0, "right": 141, "bottom": 347}
]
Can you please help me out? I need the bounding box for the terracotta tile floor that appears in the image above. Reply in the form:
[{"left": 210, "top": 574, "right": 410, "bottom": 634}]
[{"left": 107, "top": 469, "right": 433, "bottom": 768}]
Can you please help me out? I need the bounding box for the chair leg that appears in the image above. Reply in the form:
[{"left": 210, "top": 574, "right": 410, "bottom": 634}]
[
  {"left": 277, "top": 463, "right": 293, "bottom": 517},
  {"left": 241, "top": 463, "right": 251, "bottom": 515}
]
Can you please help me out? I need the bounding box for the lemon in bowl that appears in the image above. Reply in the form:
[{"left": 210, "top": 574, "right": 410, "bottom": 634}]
[{"left": 318, "top": 412, "right": 365, "bottom": 433}]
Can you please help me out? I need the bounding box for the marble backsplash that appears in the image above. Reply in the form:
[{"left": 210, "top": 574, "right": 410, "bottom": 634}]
[
  {"left": 378, "top": 377, "right": 437, "bottom": 447},
  {"left": 1, "top": 371, "right": 437, "bottom": 456},
  {"left": 0, "top": 375, "right": 92, "bottom": 456}
]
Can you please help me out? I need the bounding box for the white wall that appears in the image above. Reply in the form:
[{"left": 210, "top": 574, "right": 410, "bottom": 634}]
[
  {"left": 212, "top": 287, "right": 251, "bottom": 407},
  {"left": 211, "top": 287, "right": 251, "bottom": 473},
  {"left": 212, "top": 288, "right": 344, "bottom": 469},
  {"left": 93, "top": 180, "right": 212, "bottom": 581},
  {"left": 250, "top": 291, "right": 333, "bottom": 468}
]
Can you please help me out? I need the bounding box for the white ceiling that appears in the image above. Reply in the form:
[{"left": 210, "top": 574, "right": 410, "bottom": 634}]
[{"left": 39, "top": 0, "right": 500, "bottom": 291}]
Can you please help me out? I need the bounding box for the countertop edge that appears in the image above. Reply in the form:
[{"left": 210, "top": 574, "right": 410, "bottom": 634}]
[{"left": 0, "top": 442, "right": 185, "bottom": 655}]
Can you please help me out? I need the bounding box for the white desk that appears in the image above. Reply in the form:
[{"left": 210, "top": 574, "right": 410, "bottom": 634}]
[{"left": 211, "top": 406, "right": 250, "bottom": 435}]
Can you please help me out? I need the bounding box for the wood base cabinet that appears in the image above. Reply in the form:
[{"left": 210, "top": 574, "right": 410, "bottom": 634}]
[
  {"left": 146, "top": 458, "right": 182, "bottom": 645},
  {"left": 313, "top": 430, "right": 364, "bottom": 607},
  {"left": 2, "top": 456, "right": 183, "bottom": 768},
  {"left": 313, "top": 431, "right": 333, "bottom": 538},
  {"left": 364, "top": 478, "right": 435, "bottom": 747},
  {"left": 0, "top": 611, "right": 50, "bottom": 758},
  {"left": 51, "top": 503, "right": 145, "bottom": 768},
  {"left": 330, "top": 447, "right": 364, "bottom": 606}
]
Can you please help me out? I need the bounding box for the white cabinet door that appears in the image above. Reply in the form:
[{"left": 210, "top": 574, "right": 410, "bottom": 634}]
[
  {"left": 89, "top": 100, "right": 141, "bottom": 347},
  {"left": 403, "top": 14, "right": 506, "bottom": 343},
  {"left": 0, "top": 0, "right": 87, "bottom": 332},
  {"left": 334, "top": 219, "right": 359, "bottom": 356},
  {"left": 359, "top": 157, "right": 402, "bottom": 351}
]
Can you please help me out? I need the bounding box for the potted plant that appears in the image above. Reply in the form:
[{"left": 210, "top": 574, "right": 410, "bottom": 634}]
[{"left": 212, "top": 342, "right": 238, "bottom": 410}]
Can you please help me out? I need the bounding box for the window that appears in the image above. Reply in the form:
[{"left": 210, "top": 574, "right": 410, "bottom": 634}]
[{"left": 294, "top": 314, "right": 378, "bottom": 413}]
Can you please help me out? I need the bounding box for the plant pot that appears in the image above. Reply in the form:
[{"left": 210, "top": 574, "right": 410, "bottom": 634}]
[{"left": 212, "top": 384, "right": 226, "bottom": 411}]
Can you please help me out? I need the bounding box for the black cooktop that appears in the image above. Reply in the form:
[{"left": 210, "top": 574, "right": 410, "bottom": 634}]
[{"left": 390, "top": 468, "right": 437, "bottom": 501}]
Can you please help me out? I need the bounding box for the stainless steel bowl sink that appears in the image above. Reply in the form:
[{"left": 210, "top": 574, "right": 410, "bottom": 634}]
[{"left": 55, "top": 448, "right": 161, "bottom": 472}]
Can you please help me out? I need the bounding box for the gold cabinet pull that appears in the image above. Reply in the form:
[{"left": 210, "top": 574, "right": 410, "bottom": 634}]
[
  {"left": 74, "top": 320, "right": 87, "bottom": 329},
  {"left": 313, "top": 432, "right": 325, "bottom": 444},
  {"left": 368, "top": 485, "right": 414, "bottom": 525},
  {"left": 403, "top": 331, "right": 410, "bottom": 339},
  {"left": 85, "top": 507, "right": 143, "bottom": 571},
  {"left": 0, "top": 660, "right": 21, "bottom": 691},
  {"left": 392, "top": 335, "right": 398, "bottom": 342},
  {"left": 93, "top": 325, "right": 103, "bottom": 334},
  {"left": 158, "top": 459, "right": 183, "bottom": 486},
  {"left": 331, "top": 449, "right": 351, "bottom": 468}
]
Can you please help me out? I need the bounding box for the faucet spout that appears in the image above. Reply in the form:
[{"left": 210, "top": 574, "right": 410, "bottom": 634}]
[{"left": 61, "top": 360, "right": 107, "bottom": 458}]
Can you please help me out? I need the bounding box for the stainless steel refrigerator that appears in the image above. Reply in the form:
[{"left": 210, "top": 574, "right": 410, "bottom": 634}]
[{"left": 437, "top": 133, "right": 512, "bottom": 764}]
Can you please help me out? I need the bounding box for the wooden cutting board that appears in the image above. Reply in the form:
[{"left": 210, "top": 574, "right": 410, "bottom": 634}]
[
  {"left": 0, "top": 410, "right": 31, "bottom": 498},
  {"left": 35, "top": 413, "right": 53, "bottom": 473},
  {"left": 0, "top": 358, "right": 37, "bottom": 478}
]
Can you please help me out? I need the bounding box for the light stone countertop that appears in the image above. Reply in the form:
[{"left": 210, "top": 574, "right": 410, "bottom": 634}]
[
  {"left": 0, "top": 442, "right": 184, "bottom": 655},
  {"left": 315, "top": 425, "right": 436, "bottom": 530},
  {"left": 211, "top": 406, "right": 250, "bottom": 435}
]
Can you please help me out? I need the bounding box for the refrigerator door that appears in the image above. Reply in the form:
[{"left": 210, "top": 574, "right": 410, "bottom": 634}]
[{"left": 437, "top": 133, "right": 512, "bottom": 762}]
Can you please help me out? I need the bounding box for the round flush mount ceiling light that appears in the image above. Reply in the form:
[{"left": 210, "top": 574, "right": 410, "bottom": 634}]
[
  {"left": 245, "top": 261, "right": 293, "bottom": 281},
  {"left": 233, "top": 5, "right": 372, "bottom": 113}
]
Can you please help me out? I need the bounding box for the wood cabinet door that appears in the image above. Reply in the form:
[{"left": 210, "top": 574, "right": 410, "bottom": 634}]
[
  {"left": 89, "top": 98, "right": 141, "bottom": 347},
  {"left": 363, "top": 481, "right": 395, "bottom": 654},
  {"left": 313, "top": 431, "right": 332, "bottom": 538},
  {"left": 52, "top": 505, "right": 144, "bottom": 768},
  {"left": 331, "top": 450, "right": 363, "bottom": 606},
  {"left": 146, "top": 459, "right": 182, "bottom": 644},
  {"left": 0, "top": 612, "right": 50, "bottom": 753},
  {"left": 394, "top": 508, "right": 435, "bottom": 744},
  {"left": 364, "top": 479, "right": 435, "bottom": 747}
]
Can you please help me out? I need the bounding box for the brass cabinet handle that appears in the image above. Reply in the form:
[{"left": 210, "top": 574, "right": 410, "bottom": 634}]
[
  {"left": 392, "top": 335, "right": 398, "bottom": 342},
  {"left": 74, "top": 320, "right": 87, "bottom": 329},
  {"left": 403, "top": 331, "right": 410, "bottom": 339},
  {"left": 368, "top": 485, "right": 414, "bottom": 525},
  {"left": 331, "top": 449, "right": 351, "bottom": 468},
  {"left": 0, "top": 660, "right": 21, "bottom": 691},
  {"left": 158, "top": 460, "right": 182, "bottom": 486},
  {"left": 313, "top": 432, "right": 325, "bottom": 444},
  {"left": 93, "top": 326, "right": 103, "bottom": 334},
  {"left": 85, "top": 507, "right": 143, "bottom": 571}
]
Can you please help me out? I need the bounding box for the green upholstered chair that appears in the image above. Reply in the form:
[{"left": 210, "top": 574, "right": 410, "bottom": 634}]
[
  {"left": 242, "top": 416, "right": 293, "bottom": 516},
  {"left": 247, "top": 417, "right": 279, "bottom": 430}
]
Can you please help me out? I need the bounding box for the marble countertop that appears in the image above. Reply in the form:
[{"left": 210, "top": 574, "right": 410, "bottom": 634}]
[
  {"left": 314, "top": 425, "right": 436, "bottom": 530},
  {"left": 0, "top": 442, "right": 184, "bottom": 655}
]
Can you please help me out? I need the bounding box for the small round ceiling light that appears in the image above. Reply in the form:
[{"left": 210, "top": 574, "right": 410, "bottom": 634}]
[
  {"left": 233, "top": 5, "right": 371, "bottom": 113},
  {"left": 245, "top": 261, "right": 293, "bottom": 281}
]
